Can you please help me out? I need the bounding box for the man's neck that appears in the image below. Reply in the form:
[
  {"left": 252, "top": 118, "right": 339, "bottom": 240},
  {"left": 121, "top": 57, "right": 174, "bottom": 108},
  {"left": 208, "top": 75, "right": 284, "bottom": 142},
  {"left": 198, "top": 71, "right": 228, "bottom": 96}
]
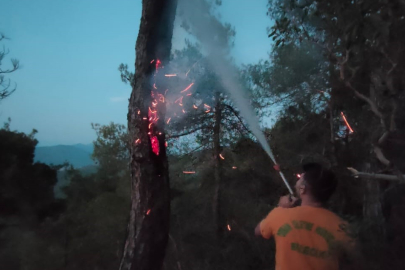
[{"left": 300, "top": 198, "right": 323, "bottom": 208}]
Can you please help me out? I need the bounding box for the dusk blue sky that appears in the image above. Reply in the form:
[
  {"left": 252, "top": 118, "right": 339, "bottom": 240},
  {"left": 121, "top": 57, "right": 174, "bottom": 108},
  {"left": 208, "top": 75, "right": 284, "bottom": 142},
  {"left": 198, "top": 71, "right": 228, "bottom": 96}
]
[{"left": 0, "top": 0, "right": 272, "bottom": 146}]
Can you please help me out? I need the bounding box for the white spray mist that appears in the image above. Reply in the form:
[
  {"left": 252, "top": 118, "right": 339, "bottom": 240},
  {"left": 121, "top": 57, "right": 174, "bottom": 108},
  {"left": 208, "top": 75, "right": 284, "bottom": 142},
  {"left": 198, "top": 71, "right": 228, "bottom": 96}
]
[{"left": 177, "top": 0, "right": 294, "bottom": 194}]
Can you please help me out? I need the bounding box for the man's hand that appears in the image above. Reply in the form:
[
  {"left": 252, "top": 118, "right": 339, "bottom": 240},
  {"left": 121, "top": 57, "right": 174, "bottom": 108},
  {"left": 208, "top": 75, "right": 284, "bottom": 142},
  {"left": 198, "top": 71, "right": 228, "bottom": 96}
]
[{"left": 278, "top": 195, "right": 299, "bottom": 208}]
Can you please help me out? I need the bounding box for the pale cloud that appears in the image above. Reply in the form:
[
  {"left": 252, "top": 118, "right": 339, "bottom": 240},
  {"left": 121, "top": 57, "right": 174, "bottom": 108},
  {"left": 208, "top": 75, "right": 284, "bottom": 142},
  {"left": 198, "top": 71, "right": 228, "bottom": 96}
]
[{"left": 110, "top": 97, "right": 127, "bottom": 102}]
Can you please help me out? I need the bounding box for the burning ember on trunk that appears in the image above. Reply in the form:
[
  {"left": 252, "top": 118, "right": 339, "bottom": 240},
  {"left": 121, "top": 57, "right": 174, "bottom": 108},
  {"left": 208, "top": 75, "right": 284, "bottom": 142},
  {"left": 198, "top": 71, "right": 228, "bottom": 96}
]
[
  {"left": 183, "top": 171, "right": 196, "bottom": 174},
  {"left": 146, "top": 209, "right": 151, "bottom": 215},
  {"left": 227, "top": 224, "right": 231, "bottom": 231},
  {"left": 151, "top": 136, "right": 159, "bottom": 155},
  {"left": 340, "top": 112, "right": 354, "bottom": 133},
  {"left": 145, "top": 58, "right": 205, "bottom": 156},
  {"left": 146, "top": 59, "right": 167, "bottom": 156},
  {"left": 219, "top": 154, "right": 225, "bottom": 160}
]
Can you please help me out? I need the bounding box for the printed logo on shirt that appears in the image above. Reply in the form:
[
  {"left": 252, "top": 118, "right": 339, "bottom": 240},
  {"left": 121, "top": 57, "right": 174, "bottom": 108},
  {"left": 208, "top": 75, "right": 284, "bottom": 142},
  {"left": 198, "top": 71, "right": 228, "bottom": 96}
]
[{"left": 276, "top": 220, "right": 337, "bottom": 259}]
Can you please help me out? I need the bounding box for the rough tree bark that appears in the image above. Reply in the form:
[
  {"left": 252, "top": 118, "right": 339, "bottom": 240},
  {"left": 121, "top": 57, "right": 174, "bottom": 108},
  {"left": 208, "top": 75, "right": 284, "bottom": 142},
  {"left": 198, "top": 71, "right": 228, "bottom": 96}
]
[
  {"left": 212, "top": 91, "right": 223, "bottom": 239},
  {"left": 119, "top": 1, "right": 177, "bottom": 270}
]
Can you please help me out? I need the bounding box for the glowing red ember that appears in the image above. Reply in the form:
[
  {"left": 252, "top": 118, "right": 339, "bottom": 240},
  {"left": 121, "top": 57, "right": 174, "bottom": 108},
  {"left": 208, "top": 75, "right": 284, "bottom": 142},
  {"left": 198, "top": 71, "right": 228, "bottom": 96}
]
[
  {"left": 183, "top": 171, "right": 196, "bottom": 174},
  {"left": 151, "top": 136, "right": 160, "bottom": 155},
  {"left": 340, "top": 112, "right": 354, "bottom": 133},
  {"left": 180, "top": 83, "right": 194, "bottom": 93}
]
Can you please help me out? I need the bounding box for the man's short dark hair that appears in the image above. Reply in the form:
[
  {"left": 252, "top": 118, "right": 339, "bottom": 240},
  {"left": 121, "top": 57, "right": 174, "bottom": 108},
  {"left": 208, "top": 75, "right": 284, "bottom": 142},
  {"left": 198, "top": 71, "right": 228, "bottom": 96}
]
[{"left": 302, "top": 163, "right": 337, "bottom": 203}]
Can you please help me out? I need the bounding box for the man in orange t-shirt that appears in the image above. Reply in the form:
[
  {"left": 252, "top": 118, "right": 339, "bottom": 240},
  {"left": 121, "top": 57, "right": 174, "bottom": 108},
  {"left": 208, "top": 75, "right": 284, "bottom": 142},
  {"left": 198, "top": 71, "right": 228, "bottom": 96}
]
[{"left": 255, "top": 163, "right": 353, "bottom": 270}]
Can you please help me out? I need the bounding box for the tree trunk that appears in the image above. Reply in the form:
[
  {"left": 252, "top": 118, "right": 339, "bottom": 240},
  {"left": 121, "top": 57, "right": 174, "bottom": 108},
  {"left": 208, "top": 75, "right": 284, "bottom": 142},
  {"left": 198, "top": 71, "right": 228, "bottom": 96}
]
[
  {"left": 362, "top": 163, "right": 386, "bottom": 239},
  {"left": 212, "top": 92, "right": 223, "bottom": 239},
  {"left": 119, "top": 1, "right": 177, "bottom": 270}
]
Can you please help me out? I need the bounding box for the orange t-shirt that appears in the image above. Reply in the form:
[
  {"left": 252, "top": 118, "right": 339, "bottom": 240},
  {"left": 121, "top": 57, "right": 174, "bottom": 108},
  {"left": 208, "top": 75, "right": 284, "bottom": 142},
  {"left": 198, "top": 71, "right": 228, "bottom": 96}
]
[{"left": 260, "top": 206, "right": 352, "bottom": 270}]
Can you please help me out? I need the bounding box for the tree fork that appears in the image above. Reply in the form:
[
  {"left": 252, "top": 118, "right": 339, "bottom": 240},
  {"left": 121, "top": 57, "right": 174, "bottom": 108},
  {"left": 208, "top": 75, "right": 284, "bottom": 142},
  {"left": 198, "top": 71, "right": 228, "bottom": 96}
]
[{"left": 119, "top": 1, "right": 178, "bottom": 270}]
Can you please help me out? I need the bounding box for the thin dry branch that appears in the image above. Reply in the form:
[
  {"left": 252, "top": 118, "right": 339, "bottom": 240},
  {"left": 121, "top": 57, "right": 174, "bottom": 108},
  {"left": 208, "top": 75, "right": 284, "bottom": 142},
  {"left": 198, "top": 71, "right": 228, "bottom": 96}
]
[
  {"left": 348, "top": 167, "right": 404, "bottom": 182},
  {"left": 346, "top": 82, "right": 386, "bottom": 129},
  {"left": 168, "top": 126, "right": 205, "bottom": 139},
  {"left": 223, "top": 104, "right": 252, "bottom": 134}
]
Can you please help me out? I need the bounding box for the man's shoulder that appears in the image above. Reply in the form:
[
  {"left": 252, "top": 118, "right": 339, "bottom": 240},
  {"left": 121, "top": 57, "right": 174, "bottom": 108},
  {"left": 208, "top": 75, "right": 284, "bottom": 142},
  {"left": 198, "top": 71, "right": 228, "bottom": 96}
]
[{"left": 290, "top": 206, "right": 346, "bottom": 223}]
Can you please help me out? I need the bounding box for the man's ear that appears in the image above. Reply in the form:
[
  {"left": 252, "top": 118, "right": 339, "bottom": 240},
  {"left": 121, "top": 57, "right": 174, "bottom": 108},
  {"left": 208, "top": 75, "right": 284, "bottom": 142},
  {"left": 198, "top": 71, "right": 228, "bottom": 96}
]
[{"left": 299, "top": 184, "right": 306, "bottom": 195}]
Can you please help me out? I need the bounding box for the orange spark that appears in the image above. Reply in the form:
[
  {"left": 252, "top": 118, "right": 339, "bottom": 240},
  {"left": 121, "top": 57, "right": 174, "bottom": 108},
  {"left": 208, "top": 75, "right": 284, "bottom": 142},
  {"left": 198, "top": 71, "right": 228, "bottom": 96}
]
[
  {"left": 193, "top": 105, "right": 198, "bottom": 109},
  {"left": 149, "top": 107, "right": 156, "bottom": 113},
  {"left": 165, "top": 141, "right": 168, "bottom": 147},
  {"left": 205, "top": 110, "right": 211, "bottom": 113},
  {"left": 165, "top": 74, "right": 177, "bottom": 77},
  {"left": 155, "top": 59, "right": 161, "bottom": 71},
  {"left": 146, "top": 209, "right": 151, "bottom": 215},
  {"left": 219, "top": 154, "right": 225, "bottom": 160},
  {"left": 232, "top": 166, "right": 237, "bottom": 169},
  {"left": 150, "top": 60, "right": 155, "bottom": 64},
  {"left": 183, "top": 171, "right": 196, "bottom": 174},
  {"left": 135, "top": 139, "right": 141, "bottom": 144},
  {"left": 167, "top": 118, "right": 171, "bottom": 124},
  {"left": 180, "top": 83, "right": 194, "bottom": 93},
  {"left": 296, "top": 174, "right": 301, "bottom": 179},
  {"left": 137, "top": 110, "right": 140, "bottom": 115},
  {"left": 182, "top": 109, "right": 186, "bottom": 114},
  {"left": 159, "top": 132, "right": 162, "bottom": 135},
  {"left": 148, "top": 123, "right": 153, "bottom": 129},
  {"left": 204, "top": 104, "right": 211, "bottom": 109},
  {"left": 153, "top": 83, "right": 157, "bottom": 89},
  {"left": 340, "top": 112, "right": 354, "bottom": 133},
  {"left": 175, "top": 96, "right": 183, "bottom": 104},
  {"left": 227, "top": 224, "right": 231, "bottom": 231},
  {"left": 187, "top": 93, "right": 192, "bottom": 96},
  {"left": 143, "top": 117, "right": 147, "bottom": 120}
]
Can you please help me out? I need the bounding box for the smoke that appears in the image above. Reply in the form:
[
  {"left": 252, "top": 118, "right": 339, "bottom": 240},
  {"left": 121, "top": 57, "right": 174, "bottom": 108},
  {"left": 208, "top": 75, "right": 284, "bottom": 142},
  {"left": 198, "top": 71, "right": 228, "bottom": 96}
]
[
  {"left": 177, "top": 0, "right": 277, "bottom": 163},
  {"left": 210, "top": 61, "right": 276, "bottom": 163}
]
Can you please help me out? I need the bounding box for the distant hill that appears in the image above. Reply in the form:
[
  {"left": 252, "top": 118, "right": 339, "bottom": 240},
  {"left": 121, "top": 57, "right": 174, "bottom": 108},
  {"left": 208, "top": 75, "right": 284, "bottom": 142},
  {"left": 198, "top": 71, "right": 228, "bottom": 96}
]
[
  {"left": 34, "top": 143, "right": 95, "bottom": 168},
  {"left": 72, "top": 143, "right": 94, "bottom": 154}
]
